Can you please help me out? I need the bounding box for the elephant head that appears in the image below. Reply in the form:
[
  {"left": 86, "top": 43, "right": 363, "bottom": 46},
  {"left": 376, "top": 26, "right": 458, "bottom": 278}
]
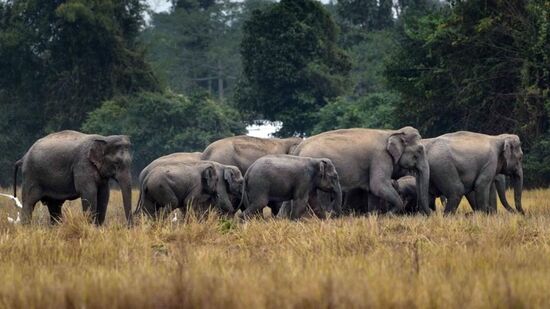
[
  {"left": 201, "top": 165, "right": 218, "bottom": 195},
  {"left": 315, "top": 159, "right": 343, "bottom": 216},
  {"left": 88, "top": 135, "right": 133, "bottom": 224},
  {"left": 386, "top": 127, "right": 431, "bottom": 214},
  {"left": 499, "top": 134, "right": 524, "bottom": 214},
  {"left": 223, "top": 166, "right": 244, "bottom": 197}
]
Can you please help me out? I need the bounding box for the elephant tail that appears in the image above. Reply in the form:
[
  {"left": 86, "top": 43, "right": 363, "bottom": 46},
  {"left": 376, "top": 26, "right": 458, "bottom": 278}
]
[{"left": 13, "top": 159, "right": 22, "bottom": 198}]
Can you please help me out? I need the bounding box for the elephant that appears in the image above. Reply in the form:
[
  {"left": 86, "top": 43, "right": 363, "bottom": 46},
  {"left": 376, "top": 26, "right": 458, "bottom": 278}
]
[
  {"left": 421, "top": 131, "right": 523, "bottom": 214},
  {"left": 390, "top": 176, "right": 419, "bottom": 214},
  {"left": 137, "top": 161, "right": 227, "bottom": 219},
  {"left": 138, "top": 152, "right": 202, "bottom": 185},
  {"left": 137, "top": 152, "right": 243, "bottom": 212},
  {"left": 240, "top": 155, "right": 342, "bottom": 220},
  {"left": 289, "top": 127, "right": 431, "bottom": 215},
  {"left": 13, "top": 130, "right": 133, "bottom": 225},
  {"left": 201, "top": 135, "right": 302, "bottom": 214},
  {"left": 136, "top": 156, "right": 243, "bottom": 218}
]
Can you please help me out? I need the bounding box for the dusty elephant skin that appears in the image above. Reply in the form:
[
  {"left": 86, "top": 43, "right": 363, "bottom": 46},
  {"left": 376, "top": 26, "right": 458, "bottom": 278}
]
[
  {"left": 291, "top": 127, "right": 431, "bottom": 215},
  {"left": 422, "top": 132, "right": 524, "bottom": 215},
  {"left": 201, "top": 135, "right": 302, "bottom": 214},
  {"left": 240, "top": 154, "right": 342, "bottom": 220},
  {"left": 137, "top": 161, "right": 232, "bottom": 219},
  {"left": 137, "top": 152, "right": 243, "bottom": 215},
  {"left": 14, "top": 130, "right": 133, "bottom": 225}
]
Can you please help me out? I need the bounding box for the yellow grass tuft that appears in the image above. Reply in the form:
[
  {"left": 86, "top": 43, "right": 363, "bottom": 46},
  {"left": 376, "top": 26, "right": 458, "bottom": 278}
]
[{"left": 0, "top": 188, "right": 549, "bottom": 308}]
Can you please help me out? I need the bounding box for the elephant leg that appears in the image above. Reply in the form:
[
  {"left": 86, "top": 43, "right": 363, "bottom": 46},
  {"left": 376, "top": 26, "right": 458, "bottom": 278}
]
[
  {"left": 494, "top": 175, "right": 515, "bottom": 213},
  {"left": 290, "top": 198, "right": 308, "bottom": 220},
  {"left": 443, "top": 194, "right": 463, "bottom": 215},
  {"left": 474, "top": 183, "right": 492, "bottom": 214},
  {"left": 43, "top": 198, "right": 64, "bottom": 225},
  {"left": 242, "top": 196, "right": 268, "bottom": 219},
  {"left": 465, "top": 192, "right": 477, "bottom": 211},
  {"left": 369, "top": 178, "right": 404, "bottom": 214},
  {"left": 96, "top": 184, "right": 110, "bottom": 225},
  {"left": 429, "top": 195, "right": 437, "bottom": 212},
  {"left": 267, "top": 201, "right": 282, "bottom": 217},
  {"left": 21, "top": 184, "right": 42, "bottom": 225},
  {"left": 277, "top": 201, "right": 291, "bottom": 219},
  {"left": 488, "top": 183, "right": 497, "bottom": 213},
  {"left": 79, "top": 186, "right": 98, "bottom": 223}
]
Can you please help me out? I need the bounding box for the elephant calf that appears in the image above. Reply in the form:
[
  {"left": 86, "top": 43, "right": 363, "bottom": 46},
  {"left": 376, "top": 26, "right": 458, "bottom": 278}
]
[
  {"left": 138, "top": 161, "right": 239, "bottom": 219},
  {"left": 240, "top": 155, "right": 342, "bottom": 220}
]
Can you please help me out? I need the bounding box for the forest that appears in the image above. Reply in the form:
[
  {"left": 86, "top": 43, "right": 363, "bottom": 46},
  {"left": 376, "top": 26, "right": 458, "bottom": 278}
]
[{"left": 0, "top": 0, "right": 548, "bottom": 186}]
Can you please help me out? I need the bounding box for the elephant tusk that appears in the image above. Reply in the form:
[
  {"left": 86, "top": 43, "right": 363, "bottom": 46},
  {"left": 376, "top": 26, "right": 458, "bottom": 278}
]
[{"left": 0, "top": 193, "right": 23, "bottom": 209}]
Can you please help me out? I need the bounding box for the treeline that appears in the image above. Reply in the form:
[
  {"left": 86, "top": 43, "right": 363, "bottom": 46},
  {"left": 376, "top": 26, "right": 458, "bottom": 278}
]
[{"left": 0, "top": 0, "right": 548, "bottom": 186}]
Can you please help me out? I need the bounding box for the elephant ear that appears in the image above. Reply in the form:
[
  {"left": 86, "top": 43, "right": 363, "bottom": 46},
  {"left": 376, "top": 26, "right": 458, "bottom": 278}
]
[
  {"left": 88, "top": 139, "right": 107, "bottom": 171},
  {"left": 223, "top": 167, "right": 233, "bottom": 184},
  {"left": 502, "top": 137, "right": 514, "bottom": 169},
  {"left": 318, "top": 159, "right": 330, "bottom": 179},
  {"left": 201, "top": 165, "right": 218, "bottom": 193},
  {"left": 387, "top": 134, "right": 405, "bottom": 164}
]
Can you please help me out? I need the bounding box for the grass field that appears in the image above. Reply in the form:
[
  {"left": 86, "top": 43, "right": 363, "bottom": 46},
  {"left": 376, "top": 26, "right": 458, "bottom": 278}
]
[{"left": 0, "top": 188, "right": 549, "bottom": 308}]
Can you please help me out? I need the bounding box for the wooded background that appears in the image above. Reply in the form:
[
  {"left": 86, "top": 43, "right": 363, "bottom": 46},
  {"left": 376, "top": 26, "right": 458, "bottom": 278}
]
[{"left": 0, "top": 0, "right": 548, "bottom": 186}]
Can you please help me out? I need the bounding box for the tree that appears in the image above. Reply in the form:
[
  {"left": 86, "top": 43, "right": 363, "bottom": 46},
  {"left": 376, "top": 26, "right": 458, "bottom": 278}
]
[
  {"left": 0, "top": 0, "right": 159, "bottom": 185},
  {"left": 235, "top": 0, "right": 351, "bottom": 136},
  {"left": 386, "top": 0, "right": 549, "bottom": 186},
  {"left": 336, "top": 0, "right": 393, "bottom": 31},
  {"left": 82, "top": 92, "right": 246, "bottom": 175}
]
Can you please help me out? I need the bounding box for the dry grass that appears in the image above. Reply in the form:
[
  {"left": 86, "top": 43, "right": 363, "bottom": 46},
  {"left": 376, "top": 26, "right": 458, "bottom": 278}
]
[{"left": 0, "top": 188, "right": 549, "bottom": 308}]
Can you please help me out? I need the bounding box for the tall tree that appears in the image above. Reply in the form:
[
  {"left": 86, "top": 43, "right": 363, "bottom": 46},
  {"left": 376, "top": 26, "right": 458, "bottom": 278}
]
[
  {"left": 0, "top": 0, "right": 159, "bottom": 184},
  {"left": 236, "top": 0, "right": 351, "bottom": 136}
]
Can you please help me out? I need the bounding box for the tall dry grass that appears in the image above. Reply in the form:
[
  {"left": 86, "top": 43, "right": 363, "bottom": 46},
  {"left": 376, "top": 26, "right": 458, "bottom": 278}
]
[{"left": 0, "top": 188, "right": 549, "bottom": 308}]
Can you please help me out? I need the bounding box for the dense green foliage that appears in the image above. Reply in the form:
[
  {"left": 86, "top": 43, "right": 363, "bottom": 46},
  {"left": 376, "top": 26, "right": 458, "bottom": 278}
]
[
  {"left": 235, "top": 0, "right": 351, "bottom": 136},
  {"left": 385, "top": 0, "right": 549, "bottom": 186},
  {"left": 0, "top": 0, "right": 159, "bottom": 185},
  {"left": 82, "top": 92, "right": 245, "bottom": 174}
]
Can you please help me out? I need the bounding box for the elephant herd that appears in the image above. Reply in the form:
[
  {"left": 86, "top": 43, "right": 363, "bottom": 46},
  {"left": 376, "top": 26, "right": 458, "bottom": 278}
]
[{"left": 12, "top": 126, "right": 524, "bottom": 226}]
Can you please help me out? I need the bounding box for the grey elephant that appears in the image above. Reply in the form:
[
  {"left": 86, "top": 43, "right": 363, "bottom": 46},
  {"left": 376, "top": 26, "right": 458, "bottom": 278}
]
[
  {"left": 422, "top": 132, "right": 523, "bottom": 214},
  {"left": 289, "top": 127, "right": 431, "bottom": 215},
  {"left": 137, "top": 161, "right": 227, "bottom": 218},
  {"left": 240, "top": 155, "right": 342, "bottom": 220},
  {"left": 137, "top": 152, "right": 243, "bottom": 212},
  {"left": 389, "top": 176, "right": 419, "bottom": 214},
  {"left": 138, "top": 152, "right": 202, "bottom": 185},
  {"left": 202, "top": 135, "right": 302, "bottom": 214},
  {"left": 13, "top": 130, "right": 133, "bottom": 225}
]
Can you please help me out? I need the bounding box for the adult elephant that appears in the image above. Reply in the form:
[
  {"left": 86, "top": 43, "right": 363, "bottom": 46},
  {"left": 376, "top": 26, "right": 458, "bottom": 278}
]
[
  {"left": 14, "top": 130, "right": 133, "bottom": 225},
  {"left": 291, "top": 127, "right": 431, "bottom": 214},
  {"left": 422, "top": 132, "right": 524, "bottom": 214},
  {"left": 201, "top": 135, "right": 302, "bottom": 214}
]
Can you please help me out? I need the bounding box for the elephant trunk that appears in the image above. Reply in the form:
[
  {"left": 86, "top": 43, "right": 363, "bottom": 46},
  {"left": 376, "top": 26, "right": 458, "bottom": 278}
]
[
  {"left": 512, "top": 166, "right": 524, "bottom": 215},
  {"left": 416, "top": 155, "right": 431, "bottom": 215},
  {"left": 330, "top": 182, "right": 343, "bottom": 217},
  {"left": 116, "top": 168, "right": 133, "bottom": 225},
  {"left": 217, "top": 184, "right": 235, "bottom": 215}
]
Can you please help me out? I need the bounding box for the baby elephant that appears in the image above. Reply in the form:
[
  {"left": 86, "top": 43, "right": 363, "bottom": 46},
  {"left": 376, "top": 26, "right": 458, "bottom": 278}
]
[
  {"left": 240, "top": 155, "right": 342, "bottom": 219},
  {"left": 138, "top": 161, "right": 233, "bottom": 219},
  {"left": 391, "top": 176, "right": 418, "bottom": 214}
]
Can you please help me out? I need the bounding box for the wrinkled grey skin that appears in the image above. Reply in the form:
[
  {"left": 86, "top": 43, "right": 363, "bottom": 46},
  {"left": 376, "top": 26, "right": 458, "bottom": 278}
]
[
  {"left": 139, "top": 152, "right": 202, "bottom": 185},
  {"left": 390, "top": 176, "right": 419, "bottom": 214},
  {"left": 138, "top": 162, "right": 223, "bottom": 219},
  {"left": 240, "top": 155, "right": 342, "bottom": 220},
  {"left": 422, "top": 132, "right": 524, "bottom": 215},
  {"left": 289, "top": 127, "right": 432, "bottom": 215},
  {"left": 14, "top": 130, "right": 133, "bottom": 225},
  {"left": 201, "top": 135, "right": 302, "bottom": 214},
  {"left": 136, "top": 155, "right": 243, "bottom": 218}
]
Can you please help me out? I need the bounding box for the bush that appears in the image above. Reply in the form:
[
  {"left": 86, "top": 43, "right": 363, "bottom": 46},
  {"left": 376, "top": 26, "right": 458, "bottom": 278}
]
[
  {"left": 82, "top": 91, "right": 246, "bottom": 178},
  {"left": 312, "top": 92, "right": 399, "bottom": 134}
]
